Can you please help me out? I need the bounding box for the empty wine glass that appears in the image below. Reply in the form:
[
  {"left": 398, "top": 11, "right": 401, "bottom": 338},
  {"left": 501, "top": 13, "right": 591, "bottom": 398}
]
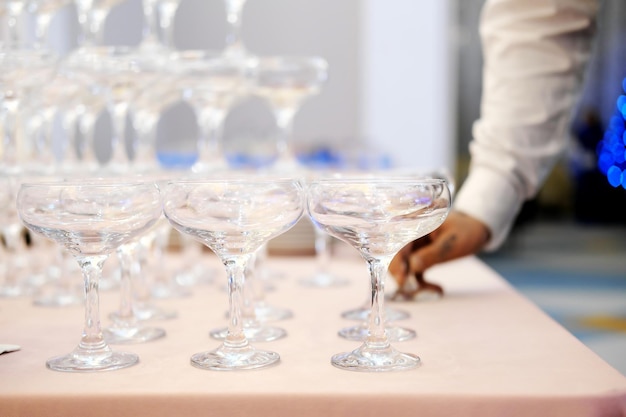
[
  {"left": 307, "top": 176, "right": 451, "bottom": 372},
  {"left": 163, "top": 176, "right": 304, "bottom": 371},
  {"left": 17, "top": 179, "right": 162, "bottom": 372},
  {"left": 386, "top": 168, "right": 456, "bottom": 301},
  {"left": 250, "top": 55, "right": 328, "bottom": 170},
  {"left": 0, "top": 42, "right": 58, "bottom": 172},
  {"left": 172, "top": 50, "right": 250, "bottom": 173}
]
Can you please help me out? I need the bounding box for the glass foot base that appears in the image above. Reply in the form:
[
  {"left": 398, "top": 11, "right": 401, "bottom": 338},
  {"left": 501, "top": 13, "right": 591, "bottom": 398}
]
[
  {"left": 128, "top": 304, "right": 177, "bottom": 321},
  {"left": 341, "top": 306, "right": 410, "bottom": 322},
  {"left": 338, "top": 324, "right": 416, "bottom": 342},
  {"left": 191, "top": 346, "right": 279, "bottom": 371},
  {"left": 331, "top": 344, "right": 420, "bottom": 372},
  {"left": 0, "top": 285, "right": 33, "bottom": 298},
  {"left": 299, "top": 273, "right": 350, "bottom": 288},
  {"left": 103, "top": 325, "right": 166, "bottom": 344},
  {"left": 33, "top": 290, "right": 82, "bottom": 307},
  {"left": 210, "top": 325, "right": 287, "bottom": 342},
  {"left": 151, "top": 282, "right": 193, "bottom": 299},
  {"left": 46, "top": 350, "right": 138, "bottom": 372},
  {"left": 254, "top": 304, "right": 293, "bottom": 322}
]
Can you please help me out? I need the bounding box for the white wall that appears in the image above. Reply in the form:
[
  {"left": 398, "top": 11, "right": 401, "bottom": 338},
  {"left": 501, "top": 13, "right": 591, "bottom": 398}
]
[{"left": 360, "top": 0, "right": 457, "bottom": 171}]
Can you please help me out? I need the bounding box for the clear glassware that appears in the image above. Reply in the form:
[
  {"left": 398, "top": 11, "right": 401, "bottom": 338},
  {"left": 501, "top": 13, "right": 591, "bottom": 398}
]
[
  {"left": 250, "top": 55, "right": 328, "bottom": 170},
  {"left": 137, "top": 0, "right": 181, "bottom": 53},
  {"left": 61, "top": 46, "right": 163, "bottom": 172},
  {"left": 28, "top": 0, "right": 72, "bottom": 45},
  {"left": 306, "top": 176, "right": 451, "bottom": 372},
  {"left": 0, "top": 0, "right": 28, "bottom": 42},
  {"left": 157, "top": 0, "right": 181, "bottom": 49},
  {"left": 17, "top": 179, "right": 163, "bottom": 372},
  {"left": 210, "top": 253, "right": 288, "bottom": 343},
  {"left": 300, "top": 226, "right": 349, "bottom": 287},
  {"left": 32, "top": 244, "right": 83, "bottom": 307},
  {"left": 163, "top": 176, "right": 304, "bottom": 371},
  {"left": 172, "top": 50, "right": 250, "bottom": 173},
  {"left": 130, "top": 228, "right": 178, "bottom": 320},
  {"left": 148, "top": 219, "right": 192, "bottom": 299},
  {"left": 0, "top": 42, "right": 58, "bottom": 173},
  {"left": 104, "top": 240, "right": 166, "bottom": 344},
  {"left": 248, "top": 248, "right": 293, "bottom": 322},
  {"left": 222, "top": 0, "right": 247, "bottom": 57},
  {"left": 73, "top": 0, "right": 126, "bottom": 47},
  {"left": 0, "top": 174, "right": 31, "bottom": 297}
]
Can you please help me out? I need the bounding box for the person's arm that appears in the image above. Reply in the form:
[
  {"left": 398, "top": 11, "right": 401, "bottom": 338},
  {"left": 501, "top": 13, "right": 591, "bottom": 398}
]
[
  {"left": 456, "top": 0, "right": 599, "bottom": 250},
  {"left": 390, "top": 0, "right": 599, "bottom": 294}
]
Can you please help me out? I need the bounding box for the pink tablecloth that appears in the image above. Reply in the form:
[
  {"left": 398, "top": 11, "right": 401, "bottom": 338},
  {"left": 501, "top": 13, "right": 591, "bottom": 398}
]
[{"left": 1, "top": 252, "right": 625, "bottom": 417}]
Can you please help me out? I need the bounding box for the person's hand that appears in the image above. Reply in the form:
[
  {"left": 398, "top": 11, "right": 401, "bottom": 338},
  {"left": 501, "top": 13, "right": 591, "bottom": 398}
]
[{"left": 388, "top": 210, "right": 491, "bottom": 299}]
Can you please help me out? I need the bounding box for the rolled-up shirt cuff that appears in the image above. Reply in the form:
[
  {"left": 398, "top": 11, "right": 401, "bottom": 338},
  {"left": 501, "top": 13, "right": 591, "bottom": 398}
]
[{"left": 452, "top": 166, "right": 525, "bottom": 251}]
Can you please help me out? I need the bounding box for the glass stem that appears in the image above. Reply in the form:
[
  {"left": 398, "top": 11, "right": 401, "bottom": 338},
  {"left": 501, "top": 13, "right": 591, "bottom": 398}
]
[
  {"left": 116, "top": 242, "right": 137, "bottom": 321},
  {"left": 314, "top": 228, "right": 331, "bottom": 276},
  {"left": 7, "top": 12, "right": 21, "bottom": 43},
  {"left": 197, "top": 108, "right": 226, "bottom": 166},
  {"left": 135, "top": 237, "right": 153, "bottom": 304},
  {"left": 75, "top": 255, "right": 110, "bottom": 353},
  {"left": 141, "top": 0, "right": 159, "bottom": 47},
  {"left": 133, "top": 122, "right": 157, "bottom": 168},
  {"left": 2, "top": 98, "right": 20, "bottom": 169},
  {"left": 77, "top": 107, "right": 99, "bottom": 166},
  {"left": 224, "top": 1, "right": 244, "bottom": 55},
  {"left": 274, "top": 109, "right": 295, "bottom": 162},
  {"left": 245, "top": 252, "right": 265, "bottom": 315},
  {"left": 60, "top": 108, "right": 81, "bottom": 167},
  {"left": 223, "top": 254, "right": 251, "bottom": 349},
  {"left": 1, "top": 224, "right": 25, "bottom": 289},
  {"left": 77, "top": 7, "right": 108, "bottom": 47},
  {"left": 158, "top": 1, "right": 179, "bottom": 49},
  {"left": 109, "top": 103, "right": 129, "bottom": 167},
  {"left": 34, "top": 13, "right": 53, "bottom": 45},
  {"left": 366, "top": 256, "right": 392, "bottom": 347}
]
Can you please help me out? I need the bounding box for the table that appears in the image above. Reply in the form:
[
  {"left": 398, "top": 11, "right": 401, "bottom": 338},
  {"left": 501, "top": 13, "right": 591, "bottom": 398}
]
[{"left": 1, "top": 252, "right": 625, "bottom": 417}]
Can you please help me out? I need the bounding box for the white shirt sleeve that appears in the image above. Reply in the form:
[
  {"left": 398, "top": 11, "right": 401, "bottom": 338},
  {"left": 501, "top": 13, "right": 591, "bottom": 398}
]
[{"left": 453, "top": 0, "right": 600, "bottom": 251}]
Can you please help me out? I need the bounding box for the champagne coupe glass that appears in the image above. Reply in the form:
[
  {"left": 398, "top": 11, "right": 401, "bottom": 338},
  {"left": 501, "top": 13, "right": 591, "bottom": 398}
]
[
  {"left": 222, "top": 0, "right": 247, "bottom": 57},
  {"left": 62, "top": 46, "right": 160, "bottom": 171},
  {"left": 17, "top": 179, "right": 162, "bottom": 372},
  {"left": 307, "top": 176, "right": 451, "bottom": 372},
  {"left": 163, "top": 176, "right": 304, "bottom": 371},
  {"left": 386, "top": 168, "right": 456, "bottom": 300},
  {"left": 250, "top": 56, "right": 328, "bottom": 170},
  {"left": 0, "top": 42, "right": 58, "bottom": 173},
  {"left": 173, "top": 50, "right": 250, "bottom": 173}
]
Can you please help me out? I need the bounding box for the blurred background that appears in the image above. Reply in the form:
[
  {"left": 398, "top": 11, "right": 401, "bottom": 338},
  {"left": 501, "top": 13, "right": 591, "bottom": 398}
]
[{"left": 2, "top": 0, "right": 625, "bottom": 373}]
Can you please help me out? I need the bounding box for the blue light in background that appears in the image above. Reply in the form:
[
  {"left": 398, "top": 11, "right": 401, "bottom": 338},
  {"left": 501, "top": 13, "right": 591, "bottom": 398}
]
[{"left": 597, "top": 78, "right": 626, "bottom": 189}]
